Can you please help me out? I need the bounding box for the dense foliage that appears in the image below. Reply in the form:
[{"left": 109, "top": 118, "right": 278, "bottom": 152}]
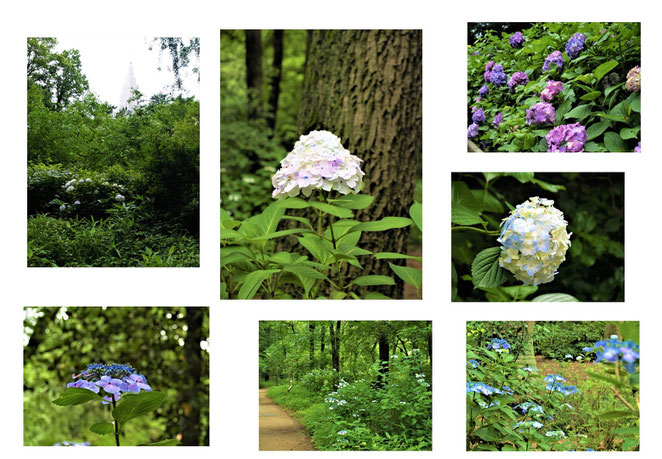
[
  {"left": 468, "top": 22, "right": 640, "bottom": 152},
  {"left": 452, "top": 173, "right": 624, "bottom": 302},
  {"left": 260, "top": 321, "right": 432, "bottom": 451},
  {"left": 467, "top": 321, "right": 639, "bottom": 451},
  {"left": 24, "top": 307, "right": 209, "bottom": 446},
  {"left": 27, "top": 38, "right": 199, "bottom": 266}
]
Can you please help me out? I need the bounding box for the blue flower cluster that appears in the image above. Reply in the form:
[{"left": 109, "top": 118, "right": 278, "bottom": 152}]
[
  {"left": 466, "top": 381, "right": 508, "bottom": 396},
  {"left": 514, "top": 401, "right": 545, "bottom": 415},
  {"left": 583, "top": 338, "right": 640, "bottom": 374},
  {"left": 472, "top": 107, "right": 485, "bottom": 124},
  {"left": 490, "top": 64, "right": 508, "bottom": 86},
  {"left": 509, "top": 31, "right": 524, "bottom": 48},
  {"left": 542, "top": 50, "right": 564, "bottom": 72},
  {"left": 478, "top": 84, "right": 489, "bottom": 98},
  {"left": 67, "top": 362, "right": 152, "bottom": 405},
  {"left": 467, "top": 359, "right": 481, "bottom": 368},
  {"left": 467, "top": 123, "right": 479, "bottom": 139},
  {"left": 486, "top": 338, "right": 511, "bottom": 351},
  {"left": 565, "top": 33, "right": 586, "bottom": 59},
  {"left": 546, "top": 382, "right": 581, "bottom": 396}
]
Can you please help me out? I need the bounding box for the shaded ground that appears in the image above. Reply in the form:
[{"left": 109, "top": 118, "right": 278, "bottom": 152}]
[
  {"left": 404, "top": 246, "right": 422, "bottom": 299},
  {"left": 259, "top": 388, "right": 316, "bottom": 451},
  {"left": 535, "top": 356, "right": 592, "bottom": 384}
]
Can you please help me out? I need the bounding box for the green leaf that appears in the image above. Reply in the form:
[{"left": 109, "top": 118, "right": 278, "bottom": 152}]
[
  {"left": 604, "top": 132, "right": 629, "bottom": 152},
  {"left": 594, "top": 60, "right": 619, "bottom": 83},
  {"left": 374, "top": 252, "right": 422, "bottom": 262},
  {"left": 555, "top": 100, "right": 572, "bottom": 123},
  {"left": 585, "top": 120, "right": 611, "bottom": 141},
  {"left": 309, "top": 201, "right": 354, "bottom": 218},
  {"left": 388, "top": 263, "right": 422, "bottom": 290},
  {"left": 297, "top": 235, "right": 333, "bottom": 264},
  {"left": 619, "top": 126, "right": 640, "bottom": 140},
  {"left": 138, "top": 439, "right": 179, "bottom": 446},
  {"left": 530, "top": 178, "right": 565, "bottom": 193},
  {"left": 327, "top": 194, "right": 374, "bottom": 210},
  {"left": 531, "top": 293, "right": 579, "bottom": 302},
  {"left": 474, "top": 426, "right": 499, "bottom": 442},
  {"left": 452, "top": 205, "right": 485, "bottom": 225},
  {"left": 563, "top": 104, "right": 593, "bottom": 121},
  {"left": 451, "top": 263, "right": 458, "bottom": 301},
  {"left": 471, "top": 247, "right": 508, "bottom": 289},
  {"left": 598, "top": 410, "right": 637, "bottom": 420},
  {"left": 365, "top": 292, "right": 392, "bottom": 299},
  {"left": 452, "top": 181, "right": 482, "bottom": 211},
  {"left": 249, "top": 228, "right": 312, "bottom": 241},
  {"left": 409, "top": 202, "right": 422, "bottom": 231},
  {"left": 618, "top": 321, "right": 640, "bottom": 344},
  {"left": 52, "top": 387, "right": 100, "bottom": 406},
  {"left": 90, "top": 422, "right": 115, "bottom": 435},
  {"left": 112, "top": 391, "right": 166, "bottom": 424},
  {"left": 580, "top": 90, "right": 601, "bottom": 101},
  {"left": 275, "top": 197, "right": 310, "bottom": 209},
  {"left": 348, "top": 217, "right": 412, "bottom": 233},
  {"left": 283, "top": 265, "right": 327, "bottom": 280},
  {"left": 351, "top": 275, "right": 395, "bottom": 287},
  {"left": 237, "top": 269, "right": 280, "bottom": 299},
  {"left": 629, "top": 94, "right": 640, "bottom": 113}
]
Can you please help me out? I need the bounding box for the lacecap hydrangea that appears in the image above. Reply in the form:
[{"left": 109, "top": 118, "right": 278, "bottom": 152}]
[
  {"left": 67, "top": 363, "right": 152, "bottom": 405},
  {"left": 271, "top": 130, "right": 365, "bottom": 199},
  {"left": 498, "top": 197, "right": 572, "bottom": 286}
]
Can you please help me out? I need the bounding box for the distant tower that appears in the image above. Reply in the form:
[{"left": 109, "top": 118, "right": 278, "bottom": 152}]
[{"left": 119, "top": 62, "right": 138, "bottom": 111}]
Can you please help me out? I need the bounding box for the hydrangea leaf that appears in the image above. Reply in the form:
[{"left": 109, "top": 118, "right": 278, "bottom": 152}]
[
  {"left": 309, "top": 201, "right": 354, "bottom": 218},
  {"left": 585, "top": 120, "right": 611, "bottom": 141},
  {"left": 90, "top": 422, "right": 115, "bottom": 435},
  {"left": 52, "top": 387, "right": 100, "bottom": 406},
  {"left": 138, "top": 439, "right": 179, "bottom": 446},
  {"left": 619, "top": 126, "right": 640, "bottom": 140},
  {"left": 374, "top": 252, "right": 422, "bottom": 262},
  {"left": 112, "top": 391, "right": 166, "bottom": 425},
  {"left": 603, "top": 132, "right": 628, "bottom": 152},
  {"left": 327, "top": 194, "right": 374, "bottom": 210},
  {"left": 531, "top": 293, "right": 579, "bottom": 302},
  {"left": 594, "top": 60, "right": 619, "bottom": 83},
  {"left": 364, "top": 292, "right": 391, "bottom": 299},
  {"left": 348, "top": 217, "right": 412, "bottom": 233},
  {"left": 350, "top": 275, "right": 395, "bottom": 287},
  {"left": 471, "top": 247, "right": 508, "bottom": 289},
  {"left": 563, "top": 104, "right": 592, "bottom": 121}
]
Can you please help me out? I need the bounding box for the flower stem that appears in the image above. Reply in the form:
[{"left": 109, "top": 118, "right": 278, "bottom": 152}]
[
  {"left": 111, "top": 395, "right": 120, "bottom": 446},
  {"left": 452, "top": 226, "right": 500, "bottom": 236}
]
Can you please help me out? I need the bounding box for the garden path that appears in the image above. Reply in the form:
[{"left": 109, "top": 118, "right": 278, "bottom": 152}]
[{"left": 259, "top": 388, "right": 316, "bottom": 451}]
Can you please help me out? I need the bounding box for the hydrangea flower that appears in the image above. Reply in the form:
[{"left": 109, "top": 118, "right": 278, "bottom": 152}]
[
  {"left": 271, "top": 130, "right": 365, "bottom": 199},
  {"left": 544, "top": 374, "right": 566, "bottom": 383},
  {"left": 565, "top": 33, "right": 586, "bottom": 59},
  {"left": 66, "top": 363, "right": 152, "bottom": 405},
  {"left": 507, "top": 71, "right": 529, "bottom": 90},
  {"left": 468, "top": 123, "right": 480, "bottom": 139},
  {"left": 483, "top": 61, "right": 495, "bottom": 82},
  {"left": 546, "top": 430, "right": 566, "bottom": 438},
  {"left": 542, "top": 51, "right": 564, "bottom": 72},
  {"left": 514, "top": 421, "right": 543, "bottom": 430},
  {"left": 59, "top": 204, "right": 66, "bottom": 212},
  {"left": 466, "top": 382, "right": 503, "bottom": 396},
  {"left": 525, "top": 102, "right": 555, "bottom": 125},
  {"left": 490, "top": 64, "right": 507, "bottom": 86},
  {"left": 635, "top": 142, "right": 641, "bottom": 152},
  {"left": 66, "top": 185, "right": 75, "bottom": 193},
  {"left": 583, "top": 338, "right": 640, "bottom": 373},
  {"left": 546, "top": 123, "right": 588, "bottom": 152},
  {"left": 478, "top": 85, "right": 489, "bottom": 98},
  {"left": 493, "top": 112, "right": 503, "bottom": 128},
  {"left": 625, "top": 66, "right": 641, "bottom": 91},
  {"left": 515, "top": 402, "right": 545, "bottom": 415},
  {"left": 546, "top": 382, "right": 581, "bottom": 395},
  {"left": 472, "top": 108, "right": 486, "bottom": 124},
  {"left": 522, "top": 366, "right": 539, "bottom": 372},
  {"left": 53, "top": 441, "right": 91, "bottom": 446},
  {"left": 540, "top": 81, "right": 564, "bottom": 102},
  {"left": 487, "top": 338, "right": 511, "bottom": 352},
  {"left": 467, "top": 359, "right": 481, "bottom": 368},
  {"left": 498, "top": 197, "right": 572, "bottom": 286},
  {"left": 510, "top": 31, "right": 524, "bottom": 48},
  {"left": 115, "top": 194, "right": 125, "bottom": 202}
]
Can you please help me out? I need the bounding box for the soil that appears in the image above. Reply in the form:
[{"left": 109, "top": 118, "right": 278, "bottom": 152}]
[
  {"left": 259, "top": 388, "right": 316, "bottom": 451},
  {"left": 534, "top": 355, "right": 592, "bottom": 384},
  {"left": 404, "top": 246, "right": 422, "bottom": 299}
]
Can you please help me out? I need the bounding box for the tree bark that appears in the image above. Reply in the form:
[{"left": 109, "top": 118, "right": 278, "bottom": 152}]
[
  {"left": 267, "top": 30, "right": 284, "bottom": 133},
  {"left": 181, "top": 307, "right": 203, "bottom": 446},
  {"left": 244, "top": 30, "right": 263, "bottom": 120},
  {"left": 330, "top": 320, "right": 341, "bottom": 386},
  {"left": 517, "top": 321, "right": 537, "bottom": 367},
  {"left": 294, "top": 30, "right": 422, "bottom": 298},
  {"left": 377, "top": 327, "right": 390, "bottom": 388},
  {"left": 309, "top": 322, "right": 315, "bottom": 369}
]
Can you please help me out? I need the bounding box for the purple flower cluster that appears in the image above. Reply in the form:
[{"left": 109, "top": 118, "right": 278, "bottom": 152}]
[
  {"left": 546, "top": 123, "right": 588, "bottom": 152},
  {"left": 542, "top": 51, "right": 564, "bottom": 72},
  {"left": 525, "top": 102, "right": 556, "bottom": 125},
  {"left": 468, "top": 123, "right": 479, "bottom": 139},
  {"left": 490, "top": 64, "right": 507, "bottom": 86},
  {"left": 472, "top": 107, "right": 486, "bottom": 124},
  {"left": 486, "top": 338, "right": 511, "bottom": 351},
  {"left": 507, "top": 71, "right": 529, "bottom": 90},
  {"left": 565, "top": 33, "right": 586, "bottom": 59},
  {"left": 583, "top": 338, "right": 640, "bottom": 374},
  {"left": 67, "top": 362, "right": 152, "bottom": 405},
  {"left": 493, "top": 112, "right": 503, "bottom": 128},
  {"left": 478, "top": 84, "right": 489, "bottom": 98},
  {"left": 484, "top": 61, "right": 495, "bottom": 82},
  {"left": 625, "top": 65, "right": 641, "bottom": 91},
  {"left": 635, "top": 141, "right": 641, "bottom": 152},
  {"left": 510, "top": 31, "right": 524, "bottom": 48},
  {"left": 540, "top": 81, "right": 564, "bottom": 102}
]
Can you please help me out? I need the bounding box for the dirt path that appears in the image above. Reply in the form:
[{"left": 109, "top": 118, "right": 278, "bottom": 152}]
[{"left": 259, "top": 388, "right": 316, "bottom": 451}]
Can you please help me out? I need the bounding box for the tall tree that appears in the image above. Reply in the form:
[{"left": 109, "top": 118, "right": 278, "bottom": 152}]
[
  {"left": 517, "top": 321, "right": 537, "bottom": 367},
  {"left": 295, "top": 30, "right": 422, "bottom": 298},
  {"left": 309, "top": 322, "right": 315, "bottom": 369},
  {"left": 267, "top": 30, "right": 284, "bottom": 133},
  {"left": 181, "top": 307, "right": 204, "bottom": 445},
  {"left": 376, "top": 325, "right": 390, "bottom": 388},
  {"left": 245, "top": 30, "right": 263, "bottom": 120},
  {"left": 330, "top": 321, "right": 341, "bottom": 386},
  {"left": 150, "top": 37, "right": 200, "bottom": 91}
]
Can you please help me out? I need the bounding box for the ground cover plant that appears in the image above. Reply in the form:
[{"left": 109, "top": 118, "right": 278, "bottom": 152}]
[
  {"left": 24, "top": 307, "right": 209, "bottom": 446},
  {"left": 221, "top": 30, "right": 422, "bottom": 299},
  {"left": 27, "top": 38, "right": 200, "bottom": 266},
  {"left": 467, "top": 22, "right": 640, "bottom": 152},
  {"left": 259, "top": 321, "right": 432, "bottom": 451},
  {"left": 452, "top": 173, "right": 624, "bottom": 302},
  {"left": 466, "top": 321, "right": 639, "bottom": 451}
]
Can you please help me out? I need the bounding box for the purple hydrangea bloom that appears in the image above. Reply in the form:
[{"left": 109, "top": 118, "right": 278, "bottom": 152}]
[
  {"left": 478, "top": 84, "right": 489, "bottom": 98},
  {"left": 565, "top": 33, "right": 586, "bottom": 59},
  {"left": 635, "top": 141, "right": 641, "bottom": 152},
  {"left": 510, "top": 31, "right": 524, "bottom": 48},
  {"left": 493, "top": 112, "right": 503, "bottom": 128},
  {"left": 484, "top": 61, "right": 495, "bottom": 82},
  {"left": 65, "top": 362, "right": 152, "bottom": 405},
  {"left": 526, "top": 102, "right": 556, "bottom": 125},
  {"left": 490, "top": 64, "right": 507, "bottom": 86},
  {"left": 625, "top": 66, "right": 641, "bottom": 91},
  {"left": 584, "top": 338, "right": 640, "bottom": 374},
  {"left": 472, "top": 50, "right": 480, "bottom": 55},
  {"left": 546, "top": 123, "right": 588, "bottom": 152},
  {"left": 542, "top": 51, "right": 564, "bottom": 72},
  {"left": 485, "top": 61, "right": 495, "bottom": 71},
  {"left": 468, "top": 123, "right": 480, "bottom": 139},
  {"left": 472, "top": 108, "right": 486, "bottom": 124},
  {"left": 540, "top": 81, "right": 564, "bottom": 101},
  {"left": 507, "top": 71, "right": 529, "bottom": 90}
]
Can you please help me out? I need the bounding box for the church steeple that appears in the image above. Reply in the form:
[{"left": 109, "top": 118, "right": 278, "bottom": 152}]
[{"left": 119, "top": 62, "right": 138, "bottom": 111}]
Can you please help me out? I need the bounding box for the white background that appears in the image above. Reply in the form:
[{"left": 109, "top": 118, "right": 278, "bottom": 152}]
[{"left": 1, "top": 0, "right": 660, "bottom": 457}]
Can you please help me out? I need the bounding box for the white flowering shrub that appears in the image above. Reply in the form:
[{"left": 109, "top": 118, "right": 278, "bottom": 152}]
[{"left": 498, "top": 197, "right": 571, "bottom": 286}]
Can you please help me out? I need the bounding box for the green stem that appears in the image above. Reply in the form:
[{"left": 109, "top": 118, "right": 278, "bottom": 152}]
[
  {"left": 111, "top": 395, "right": 120, "bottom": 446},
  {"left": 452, "top": 226, "right": 500, "bottom": 236}
]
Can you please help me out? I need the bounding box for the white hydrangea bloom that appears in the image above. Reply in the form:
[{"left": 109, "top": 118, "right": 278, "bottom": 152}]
[
  {"left": 115, "top": 194, "right": 125, "bottom": 202},
  {"left": 59, "top": 204, "right": 66, "bottom": 212},
  {"left": 271, "top": 130, "right": 365, "bottom": 199},
  {"left": 64, "top": 179, "right": 76, "bottom": 188},
  {"left": 497, "top": 197, "right": 571, "bottom": 286},
  {"left": 66, "top": 186, "right": 75, "bottom": 193}
]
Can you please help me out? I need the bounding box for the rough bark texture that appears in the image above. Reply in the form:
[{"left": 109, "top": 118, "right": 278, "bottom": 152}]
[
  {"left": 377, "top": 329, "right": 390, "bottom": 388},
  {"left": 295, "top": 30, "right": 422, "bottom": 298},
  {"left": 517, "top": 321, "right": 537, "bottom": 367},
  {"left": 245, "top": 30, "right": 263, "bottom": 120},
  {"left": 181, "top": 307, "right": 203, "bottom": 445},
  {"left": 308, "top": 323, "right": 315, "bottom": 369},
  {"left": 330, "top": 321, "right": 341, "bottom": 386},
  {"left": 267, "top": 30, "right": 284, "bottom": 133}
]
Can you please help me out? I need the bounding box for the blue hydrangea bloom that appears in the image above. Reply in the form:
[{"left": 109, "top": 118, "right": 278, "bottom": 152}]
[
  {"left": 542, "top": 51, "right": 564, "bottom": 72},
  {"left": 490, "top": 64, "right": 507, "bottom": 85},
  {"left": 509, "top": 31, "right": 524, "bottom": 48},
  {"left": 66, "top": 362, "right": 152, "bottom": 405},
  {"left": 468, "top": 123, "right": 480, "bottom": 139},
  {"left": 584, "top": 338, "right": 640, "bottom": 374},
  {"left": 467, "top": 359, "right": 481, "bottom": 368},
  {"left": 472, "top": 108, "right": 486, "bottom": 124},
  {"left": 565, "top": 33, "right": 586, "bottom": 59},
  {"left": 486, "top": 338, "right": 511, "bottom": 351},
  {"left": 478, "top": 84, "right": 489, "bottom": 98}
]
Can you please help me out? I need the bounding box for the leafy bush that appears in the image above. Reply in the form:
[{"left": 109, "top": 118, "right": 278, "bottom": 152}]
[
  {"left": 534, "top": 322, "right": 605, "bottom": 360},
  {"left": 468, "top": 22, "right": 640, "bottom": 152}
]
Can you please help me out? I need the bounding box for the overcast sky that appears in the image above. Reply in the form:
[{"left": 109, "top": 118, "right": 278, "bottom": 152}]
[{"left": 54, "top": 37, "right": 200, "bottom": 107}]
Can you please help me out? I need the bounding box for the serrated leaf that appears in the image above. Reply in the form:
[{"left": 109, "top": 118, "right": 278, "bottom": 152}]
[
  {"left": 90, "top": 422, "right": 115, "bottom": 435},
  {"left": 531, "top": 293, "right": 579, "bottom": 302},
  {"left": 348, "top": 217, "right": 412, "bottom": 233},
  {"left": 112, "top": 391, "right": 166, "bottom": 424},
  {"left": 471, "top": 247, "right": 508, "bottom": 289},
  {"left": 619, "top": 126, "right": 640, "bottom": 140},
  {"left": 309, "top": 201, "right": 354, "bottom": 218},
  {"left": 374, "top": 252, "right": 422, "bottom": 262},
  {"left": 580, "top": 90, "right": 601, "bottom": 101},
  {"left": 604, "top": 132, "right": 628, "bottom": 152},
  {"left": 52, "top": 387, "right": 100, "bottom": 406},
  {"left": 365, "top": 292, "right": 392, "bottom": 299},
  {"left": 452, "top": 204, "right": 485, "bottom": 225}
]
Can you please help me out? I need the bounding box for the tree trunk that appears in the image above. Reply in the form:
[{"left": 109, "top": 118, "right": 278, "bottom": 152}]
[
  {"left": 309, "top": 322, "right": 315, "bottom": 369},
  {"left": 517, "top": 321, "right": 537, "bottom": 367},
  {"left": 244, "top": 30, "right": 263, "bottom": 120},
  {"left": 267, "top": 30, "right": 284, "bottom": 133},
  {"left": 330, "top": 320, "right": 341, "bottom": 386},
  {"left": 181, "top": 307, "right": 203, "bottom": 446},
  {"left": 377, "top": 328, "right": 390, "bottom": 388},
  {"left": 294, "top": 30, "right": 422, "bottom": 298}
]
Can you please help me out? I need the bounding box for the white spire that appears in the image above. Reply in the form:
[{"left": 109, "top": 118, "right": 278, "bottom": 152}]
[{"left": 119, "top": 62, "right": 138, "bottom": 111}]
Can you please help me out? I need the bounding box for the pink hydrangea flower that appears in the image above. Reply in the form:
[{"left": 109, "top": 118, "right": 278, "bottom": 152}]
[{"left": 540, "top": 81, "right": 564, "bottom": 102}]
